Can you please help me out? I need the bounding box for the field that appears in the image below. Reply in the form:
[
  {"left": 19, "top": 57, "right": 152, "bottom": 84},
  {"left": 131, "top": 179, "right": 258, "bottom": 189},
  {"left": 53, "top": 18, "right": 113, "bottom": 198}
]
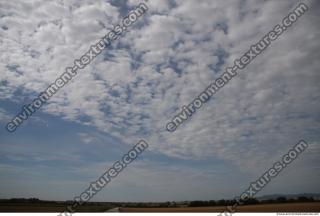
[
  {"left": 0, "top": 203, "right": 112, "bottom": 212},
  {"left": 0, "top": 202, "right": 319, "bottom": 212},
  {"left": 119, "top": 202, "right": 320, "bottom": 212}
]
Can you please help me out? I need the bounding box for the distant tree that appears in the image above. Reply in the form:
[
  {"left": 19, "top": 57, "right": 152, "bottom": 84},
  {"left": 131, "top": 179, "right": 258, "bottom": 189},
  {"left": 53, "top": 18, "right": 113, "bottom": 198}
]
[
  {"left": 208, "top": 200, "right": 216, "bottom": 206},
  {"left": 29, "top": 198, "right": 40, "bottom": 203},
  {"left": 189, "top": 201, "right": 204, "bottom": 207},
  {"left": 217, "top": 199, "right": 226, "bottom": 206},
  {"left": 205, "top": 201, "right": 210, "bottom": 206},
  {"left": 225, "top": 200, "right": 233, "bottom": 206},
  {"left": 276, "top": 197, "right": 287, "bottom": 203},
  {"left": 297, "top": 196, "right": 314, "bottom": 202},
  {"left": 171, "top": 201, "right": 177, "bottom": 207},
  {"left": 243, "top": 198, "right": 259, "bottom": 205},
  {"left": 261, "top": 199, "right": 275, "bottom": 204}
]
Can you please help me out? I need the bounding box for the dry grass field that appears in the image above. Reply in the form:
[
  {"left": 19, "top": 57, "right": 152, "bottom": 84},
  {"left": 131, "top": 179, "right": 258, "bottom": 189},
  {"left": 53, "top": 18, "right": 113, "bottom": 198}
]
[{"left": 119, "top": 202, "right": 320, "bottom": 212}]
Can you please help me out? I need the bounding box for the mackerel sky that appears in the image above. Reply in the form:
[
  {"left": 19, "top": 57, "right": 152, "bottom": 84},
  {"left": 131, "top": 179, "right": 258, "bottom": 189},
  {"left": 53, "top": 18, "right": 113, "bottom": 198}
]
[{"left": 0, "top": 0, "right": 319, "bottom": 202}]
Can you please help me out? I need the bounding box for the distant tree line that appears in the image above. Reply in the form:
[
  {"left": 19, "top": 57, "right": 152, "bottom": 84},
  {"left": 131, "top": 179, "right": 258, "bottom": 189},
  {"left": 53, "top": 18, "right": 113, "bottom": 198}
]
[
  {"left": 188, "top": 196, "right": 315, "bottom": 207},
  {"left": 0, "top": 198, "right": 41, "bottom": 203},
  {"left": 0, "top": 196, "right": 316, "bottom": 208}
]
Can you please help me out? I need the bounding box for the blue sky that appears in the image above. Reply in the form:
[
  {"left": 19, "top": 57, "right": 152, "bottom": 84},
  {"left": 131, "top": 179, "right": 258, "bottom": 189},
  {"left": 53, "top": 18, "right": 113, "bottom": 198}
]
[{"left": 0, "top": 0, "right": 320, "bottom": 202}]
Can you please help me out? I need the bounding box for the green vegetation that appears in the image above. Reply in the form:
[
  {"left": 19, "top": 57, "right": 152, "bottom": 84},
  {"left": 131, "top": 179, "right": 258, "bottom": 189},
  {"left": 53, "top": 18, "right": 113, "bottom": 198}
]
[{"left": 0, "top": 196, "right": 317, "bottom": 212}]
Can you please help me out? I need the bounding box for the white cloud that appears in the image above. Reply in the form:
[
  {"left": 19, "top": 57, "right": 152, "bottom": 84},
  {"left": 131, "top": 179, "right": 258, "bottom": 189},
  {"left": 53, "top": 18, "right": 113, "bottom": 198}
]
[{"left": 0, "top": 0, "right": 319, "bottom": 177}]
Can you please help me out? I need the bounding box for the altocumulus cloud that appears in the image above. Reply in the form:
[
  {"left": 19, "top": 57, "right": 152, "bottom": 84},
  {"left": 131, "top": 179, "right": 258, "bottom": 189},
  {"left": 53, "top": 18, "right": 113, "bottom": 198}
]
[{"left": 0, "top": 0, "right": 320, "bottom": 201}]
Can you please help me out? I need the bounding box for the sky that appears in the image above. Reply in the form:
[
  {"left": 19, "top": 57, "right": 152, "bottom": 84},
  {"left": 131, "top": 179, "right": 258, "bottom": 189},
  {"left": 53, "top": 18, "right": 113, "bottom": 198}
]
[{"left": 0, "top": 0, "right": 319, "bottom": 202}]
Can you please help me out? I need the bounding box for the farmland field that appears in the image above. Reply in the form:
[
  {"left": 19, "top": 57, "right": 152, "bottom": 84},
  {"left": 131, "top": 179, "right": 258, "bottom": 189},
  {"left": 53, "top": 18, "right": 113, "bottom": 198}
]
[
  {"left": 0, "top": 202, "right": 319, "bottom": 212},
  {"left": 119, "top": 202, "right": 320, "bottom": 212}
]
